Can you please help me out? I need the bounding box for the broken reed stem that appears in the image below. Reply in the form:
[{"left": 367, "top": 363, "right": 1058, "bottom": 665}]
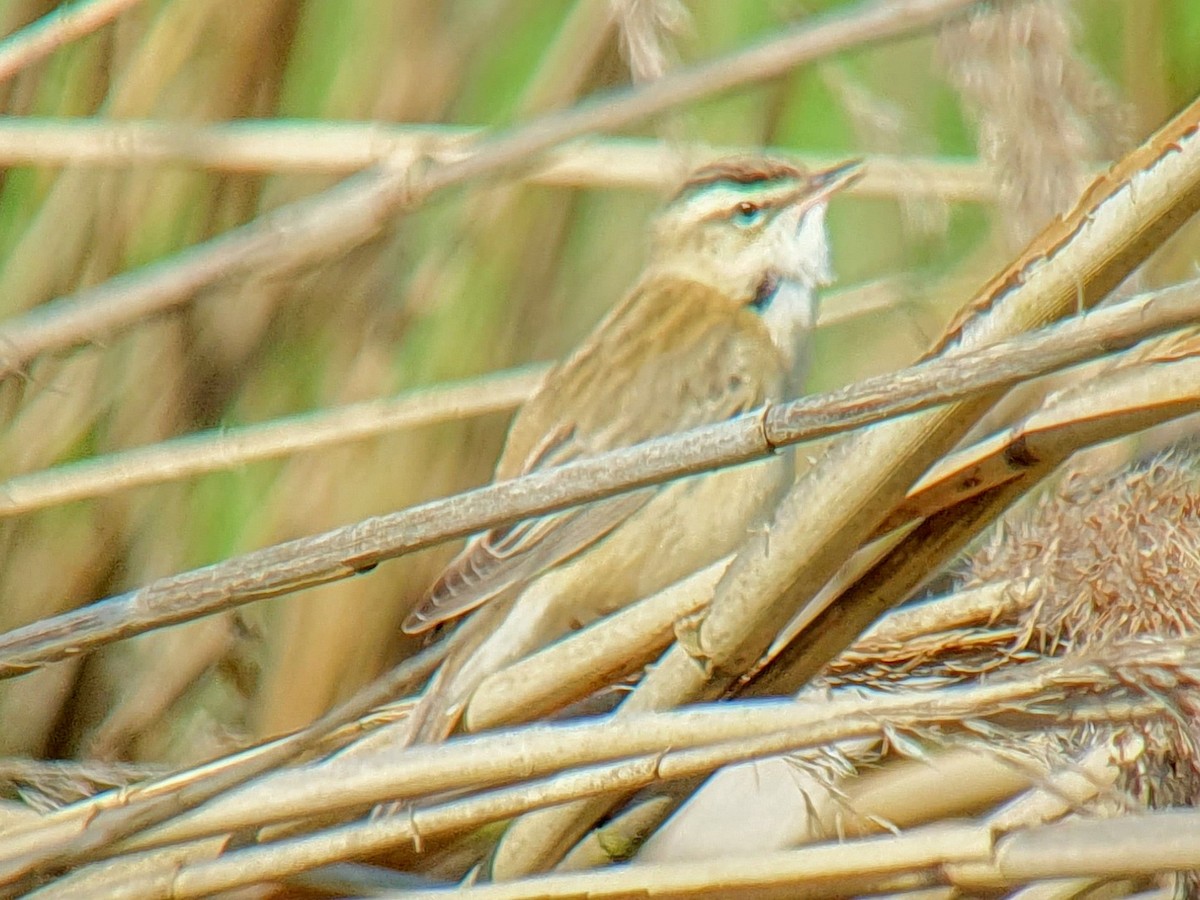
[
  {"left": 323, "top": 810, "right": 1200, "bottom": 899},
  {"left": 0, "top": 278, "right": 1197, "bottom": 678}
]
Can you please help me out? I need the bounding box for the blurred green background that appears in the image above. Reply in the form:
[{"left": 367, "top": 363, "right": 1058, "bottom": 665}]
[{"left": 0, "top": 0, "right": 1197, "bottom": 771}]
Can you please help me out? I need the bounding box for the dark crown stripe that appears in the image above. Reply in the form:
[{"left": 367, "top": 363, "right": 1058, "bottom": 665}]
[{"left": 674, "top": 157, "right": 804, "bottom": 200}]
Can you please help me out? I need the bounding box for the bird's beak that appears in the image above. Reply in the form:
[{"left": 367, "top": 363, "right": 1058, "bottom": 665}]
[
  {"left": 810, "top": 158, "right": 865, "bottom": 201},
  {"left": 782, "top": 159, "right": 864, "bottom": 210}
]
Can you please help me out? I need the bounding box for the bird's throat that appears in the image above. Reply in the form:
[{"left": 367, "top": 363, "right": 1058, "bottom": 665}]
[{"left": 759, "top": 278, "right": 818, "bottom": 389}]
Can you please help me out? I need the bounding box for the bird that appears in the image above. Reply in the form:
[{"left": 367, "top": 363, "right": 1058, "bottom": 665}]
[{"left": 400, "top": 155, "right": 862, "bottom": 744}]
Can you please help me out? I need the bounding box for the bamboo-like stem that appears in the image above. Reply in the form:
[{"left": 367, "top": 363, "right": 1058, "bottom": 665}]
[
  {"left": 0, "top": 279, "right": 1196, "bottom": 678},
  {"left": 14, "top": 638, "right": 1198, "bottom": 896}
]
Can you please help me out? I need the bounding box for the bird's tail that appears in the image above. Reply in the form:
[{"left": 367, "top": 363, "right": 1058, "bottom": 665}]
[{"left": 401, "top": 590, "right": 526, "bottom": 745}]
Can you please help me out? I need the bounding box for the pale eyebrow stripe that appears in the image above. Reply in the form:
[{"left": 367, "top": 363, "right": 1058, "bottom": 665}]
[{"left": 684, "top": 181, "right": 803, "bottom": 220}]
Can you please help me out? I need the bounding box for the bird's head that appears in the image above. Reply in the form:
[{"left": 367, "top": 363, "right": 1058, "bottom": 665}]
[
  {"left": 650, "top": 156, "right": 862, "bottom": 299},
  {"left": 647, "top": 156, "right": 861, "bottom": 368}
]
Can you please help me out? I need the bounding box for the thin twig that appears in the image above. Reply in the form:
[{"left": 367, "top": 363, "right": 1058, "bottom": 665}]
[
  {"left": 0, "top": 278, "right": 1197, "bottom": 678},
  {"left": 0, "top": 0, "right": 145, "bottom": 83},
  {"left": 0, "top": 366, "right": 546, "bottom": 518},
  {"left": 0, "top": 119, "right": 997, "bottom": 200}
]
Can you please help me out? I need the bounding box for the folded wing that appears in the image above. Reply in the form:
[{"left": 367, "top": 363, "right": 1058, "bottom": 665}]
[{"left": 402, "top": 278, "right": 781, "bottom": 633}]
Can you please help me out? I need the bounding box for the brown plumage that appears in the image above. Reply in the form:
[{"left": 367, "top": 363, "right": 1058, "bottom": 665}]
[
  {"left": 408, "top": 277, "right": 778, "bottom": 633},
  {"left": 674, "top": 157, "right": 806, "bottom": 198},
  {"left": 399, "top": 155, "right": 861, "bottom": 744}
]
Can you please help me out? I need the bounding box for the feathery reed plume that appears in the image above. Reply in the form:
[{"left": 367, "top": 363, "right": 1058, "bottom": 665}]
[{"left": 939, "top": 0, "right": 1127, "bottom": 244}]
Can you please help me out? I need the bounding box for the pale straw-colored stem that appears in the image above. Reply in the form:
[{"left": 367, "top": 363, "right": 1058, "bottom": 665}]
[
  {"left": 0, "top": 0, "right": 145, "bottom": 83},
  {"left": 1, "top": 278, "right": 1197, "bottom": 678},
  {"left": 0, "top": 366, "right": 545, "bottom": 518},
  {"left": 0, "top": 118, "right": 996, "bottom": 200}
]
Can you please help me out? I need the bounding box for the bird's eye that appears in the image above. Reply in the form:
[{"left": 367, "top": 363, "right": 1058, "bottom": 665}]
[{"left": 733, "top": 201, "right": 765, "bottom": 227}]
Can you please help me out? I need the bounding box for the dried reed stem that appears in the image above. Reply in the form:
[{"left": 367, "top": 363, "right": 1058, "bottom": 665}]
[
  {"left": 17, "top": 639, "right": 1197, "bottom": 895},
  {"left": 0, "top": 119, "right": 997, "bottom": 200},
  {"left": 0, "top": 0, "right": 146, "bottom": 83},
  {"left": 1, "top": 279, "right": 1195, "bottom": 677},
  {"left": 0, "top": 366, "right": 545, "bottom": 518}
]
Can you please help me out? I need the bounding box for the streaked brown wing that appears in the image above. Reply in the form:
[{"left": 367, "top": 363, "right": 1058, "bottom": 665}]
[
  {"left": 405, "top": 493, "right": 650, "bottom": 633},
  {"left": 402, "top": 277, "right": 781, "bottom": 634}
]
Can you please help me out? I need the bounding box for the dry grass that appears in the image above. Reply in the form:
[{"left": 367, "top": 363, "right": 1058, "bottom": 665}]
[{"left": 1, "top": 0, "right": 1200, "bottom": 897}]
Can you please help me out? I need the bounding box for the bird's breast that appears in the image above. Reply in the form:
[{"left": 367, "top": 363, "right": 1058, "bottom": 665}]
[{"left": 758, "top": 278, "right": 817, "bottom": 372}]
